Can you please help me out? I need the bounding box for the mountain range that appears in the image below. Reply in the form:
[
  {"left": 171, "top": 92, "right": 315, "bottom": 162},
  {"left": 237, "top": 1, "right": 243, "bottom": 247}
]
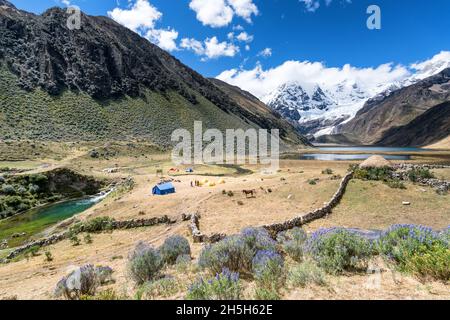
[
  {"left": 263, "top": 57, "right": 450, "bottom": 141},
  {"left": 0, "top": 2, "right": 308, "bottom": 149}
]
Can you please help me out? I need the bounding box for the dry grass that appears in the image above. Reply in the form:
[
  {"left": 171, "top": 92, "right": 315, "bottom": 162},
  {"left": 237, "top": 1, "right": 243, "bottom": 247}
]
[{"left": 0, "top": 145, "right": 449, "bottom": 300}]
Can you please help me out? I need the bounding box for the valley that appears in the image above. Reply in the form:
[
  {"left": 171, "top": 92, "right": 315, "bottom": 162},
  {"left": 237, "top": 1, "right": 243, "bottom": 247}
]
[{"left": 0, "top": 143, "right": 449, "bottom": 300}]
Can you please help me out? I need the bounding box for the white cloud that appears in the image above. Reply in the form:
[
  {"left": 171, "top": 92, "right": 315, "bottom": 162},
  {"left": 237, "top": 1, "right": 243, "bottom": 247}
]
[
  {"left": 236, "top": 32, "right": 253, "bottom": 43},
  {"left": 146, "top": 28, "right": 179, "bottom": 51},
  {"left": 216, "top": 59, "right": 411, "bottom": 99},
  {"left": 228, "top": 0, "right": 259, "bottom": 23},
  {"left": 108, "top": 0, "right": 162, "bottom": 32},
  {"left": 258, "top": 48, "right": 272, "bottom": 58},
  {"left": 299, "top": 0, "right": 351, "bottom": 13},
  {"left": 108, "top": 0, "right": 179, "bottom": 51},
  {"left": 181, "top": 36, "right": 239, "bottom": 60},
  {"left": 189, "top": 0, "right": 258, "bottom": 28},
  {"left": 245, "top": 45, "right": 251, "bottom": 51}
]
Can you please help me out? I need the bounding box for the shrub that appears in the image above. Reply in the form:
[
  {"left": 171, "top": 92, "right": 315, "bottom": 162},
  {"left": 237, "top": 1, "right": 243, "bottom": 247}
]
[
  {"left": 252, "top": 250, "right": 285, "bottom": 292},
  {"left": 186, "top": 268, "right": 241, "bottom": 300},
  {"left": 254, "top": 287, "right": 280, "bottom": 300},
  {"left": 175, "top": 254, "right": 192, "bottom": 272},
  {"left": 1, "top": 184, "right": 15, "bottom": 195},
  {"left": 404, "top": 243, "right": 450, "bottom": 281},
  {"left": 277, "top": 228, "right": 307, "bottom": 262},
  {"left": 135, "top": 277, "right": 180, "bottom": 299},
  {"left": 83, "top": 217, "right": 115, "bottom": 233},
  {"left": 70, "top": 235, "right": 81, "bottom": 246},
  {"left": 45, "top": 251, "right": 54, "bottom": 262},
  {"left": 377, "top": 224, "right": 449, "bottom": 280},
  {"left": 84, "top": 234, "right": 93, "bottom": 244},
  {"left": 159, "top": 235, "right": 191, "bottom": 265},
  {"left": 384, "top": 179, "right": 406, "bottom": 189},
  {"left": 288, "top": 261, "right": 327, "bottom": 288},
  {"left": 354, "top": 167, "right": 392, "bottom": 181},
  {"left": 322, "top": 168, "right": 333, "bottom": 175},
  {"left": 304, "top": 228, "right": 373, "bottom": 274},
  {"left": 407, "top": 168, "right": 435, "bottom": 182},
  {"left": 198, "top": 228, "right": 277, "bottom": 275},
  {"left": 128, "top": 242, "right": 163, "bottom": 285},
  {"left": 308, "top": 179, "right": 317, "bottom": 185}
]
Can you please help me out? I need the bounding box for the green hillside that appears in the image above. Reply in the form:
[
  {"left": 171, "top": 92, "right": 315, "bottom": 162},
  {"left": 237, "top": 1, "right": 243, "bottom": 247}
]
[{"left": 0, "top": 66, "right": 259, "bottom": 146}]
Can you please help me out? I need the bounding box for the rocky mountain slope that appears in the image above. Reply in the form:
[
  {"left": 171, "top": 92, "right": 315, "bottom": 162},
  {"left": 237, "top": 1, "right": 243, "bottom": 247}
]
[
  {"left": 375, "top": 101, "right": 450, "bottom": 147},
  {"left": 336, "top": 68, "right": 450, "bottom": 145},
  {"left": 209, "top": 79, "right": 310, "bottom": 146},
  {"left": 263, "top": 81, "right": 369, "bottom": 137},
  {"left": 0, "top": 3, "right": 308, "bottom": 148}
]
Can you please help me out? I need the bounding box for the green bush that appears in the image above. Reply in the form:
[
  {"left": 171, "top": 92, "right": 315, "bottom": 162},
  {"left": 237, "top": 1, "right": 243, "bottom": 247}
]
[
  {"left": 304, "top": 228, "right": 373, "bottom": 274},
  {"left": 377, "top": 225, "right": 449, "bottom": 281},
  {"left": 198, "top": 228, "right": 277, "bottom": 275},
  {"left": 128, "top": 242, "right": 163, "bottom": 285},
  {"left": 354, "top": 167, "right": 392, "bottom": 181},
  {"left": 384, "top": 179, "right": 406, "bottom": 189},
  {"left": 159, "top": 235, "right": 191, "bottom": 265},
  {"left": 1, "top": 184, "right": 15, "bottom": 195},
  {"left": 254, "top": 287, "right": 280, "bottom": 300},
  {"left": 288, "top": 261, "right": 327, "bottom": 288},
  {"left": 408, "top": 168, "right": 435, "bottom": 182},
  {"left": 252, "top": 250, "right": 285, "bottom": 293},
  {"left": 404, "top": 244, "right": 450, "bottom": 281},
  {"left": 322, "top": 168, "right": 333, "bottom": 175},
  {"left": 82, "top": 217, "right": 115, "bottom": 233},
  {"left": 277, "top": 227, "right": 307, "bottom": 262},
  {"left": 186, "top": 269, "right": 241, "bottom": 300},
  {"left": 135, "top": 277, "right": 180, "bottom": 300}
]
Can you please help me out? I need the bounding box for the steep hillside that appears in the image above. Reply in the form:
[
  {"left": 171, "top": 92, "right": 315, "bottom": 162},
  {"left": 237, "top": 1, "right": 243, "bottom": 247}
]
[
  {"left": 375, "top": 101, "right": 450, "bottom": 147},
  {"left": 336, "top": 68, "right": 450, "bottom": 145},
  {"left": 426, "top": 135, "right": 450, "bottom": 150},
  {"left": 0, "top": 3, "right": 308, "bottom": 148}
]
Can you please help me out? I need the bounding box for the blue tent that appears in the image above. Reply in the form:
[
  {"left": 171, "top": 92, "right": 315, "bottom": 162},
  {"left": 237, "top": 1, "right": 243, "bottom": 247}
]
[{"left": 152, "top": 182, "right": 176, "bottom": 195}]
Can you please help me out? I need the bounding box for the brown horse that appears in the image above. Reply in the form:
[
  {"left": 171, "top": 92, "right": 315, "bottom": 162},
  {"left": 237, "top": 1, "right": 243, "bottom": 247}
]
[{"left": 242, "top": 189, "right": 256, "bottom": 198}]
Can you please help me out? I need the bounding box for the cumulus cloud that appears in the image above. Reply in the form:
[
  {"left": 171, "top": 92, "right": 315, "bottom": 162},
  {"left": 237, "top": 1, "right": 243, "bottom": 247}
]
[
  {"left": 108, "top": 0, "right": 178, "bottom": 51},
  {"left": 236, "top": 32, "right": 254, "bottom": 42},
  {"left": 216, "top": 59, "right": 411, "bottom": 99},
  {"left": 189, "top": 0, "right": 258, "bottom": 28},
  {"left": 181, "top": 36, "right": 239, "bottom": 60},
  {"left": 258, "top": 48, "right": 272, "bottom": 58},
  {"left": 146, "top": 28, "right": 179, "bottom": 51},
  {"left": 299, "top": 0, "right": 351, "bottom": 13}
]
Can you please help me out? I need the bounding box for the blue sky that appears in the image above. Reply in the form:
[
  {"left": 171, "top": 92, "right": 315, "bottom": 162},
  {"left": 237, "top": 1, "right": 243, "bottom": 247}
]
[{"left": 9, "top": 0, "right": 450, "bottom": 82}]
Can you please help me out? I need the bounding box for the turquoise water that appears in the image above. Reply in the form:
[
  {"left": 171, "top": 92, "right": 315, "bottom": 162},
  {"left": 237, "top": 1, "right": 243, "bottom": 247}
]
[
  {"left": 0, "top": 195, "right": 106, "bottom": 248},
  {"left": 300, "top": 146, "right": 430, "bottom": 161}
]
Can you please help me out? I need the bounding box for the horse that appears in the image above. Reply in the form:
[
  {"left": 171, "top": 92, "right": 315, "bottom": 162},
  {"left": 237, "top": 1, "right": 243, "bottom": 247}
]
[{"left": 242, "top": 189, "right": 256, "bottom": 198}]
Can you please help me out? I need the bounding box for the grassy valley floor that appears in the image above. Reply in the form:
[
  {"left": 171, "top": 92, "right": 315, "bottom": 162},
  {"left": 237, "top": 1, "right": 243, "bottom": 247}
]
[{"left": 0, "top": 142, "right": 449, "bottom": 300}]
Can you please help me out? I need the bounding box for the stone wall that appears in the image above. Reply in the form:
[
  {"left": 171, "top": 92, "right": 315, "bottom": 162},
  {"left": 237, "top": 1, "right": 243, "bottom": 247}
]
[
  {"left": 188, "top": 172, "right": 354, "bottom": 242},
  {"left": 391, "top": 164, "right": 450, "bottom": 194},
  {"left": 262, "top": 171, "right": 354, "bottom": 237},
  {"left": 189, "top": 213, "right": 226, "bottom": 244},
  {"left": 2, "top": 214, "right": 192, "bottom": 263}
]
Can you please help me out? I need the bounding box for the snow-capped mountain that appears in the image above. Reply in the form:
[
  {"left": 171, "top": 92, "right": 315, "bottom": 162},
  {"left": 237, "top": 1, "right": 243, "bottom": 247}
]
[
  {"left": 262, "top": 80, "right": 377, "bottom": 137},
  {"left": 262, "top": 54, "right": 450, "bottom": 138}
]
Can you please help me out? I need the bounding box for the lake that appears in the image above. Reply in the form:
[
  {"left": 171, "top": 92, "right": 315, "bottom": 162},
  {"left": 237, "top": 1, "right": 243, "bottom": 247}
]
[
  {"left": 0, "top": 192, "right": 109, "bottom": 248},
  {"left": 300, "top": 146, "right": 431, "bottom": 161}
]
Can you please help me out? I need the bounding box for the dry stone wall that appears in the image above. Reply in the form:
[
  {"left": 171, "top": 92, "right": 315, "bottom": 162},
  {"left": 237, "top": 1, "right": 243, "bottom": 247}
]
[
  {"left": 189, "top": 172, "right": 354, "bottom": 242},
  {"left": 2, "top": 214, "right": 192, "bottom": 263}
]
